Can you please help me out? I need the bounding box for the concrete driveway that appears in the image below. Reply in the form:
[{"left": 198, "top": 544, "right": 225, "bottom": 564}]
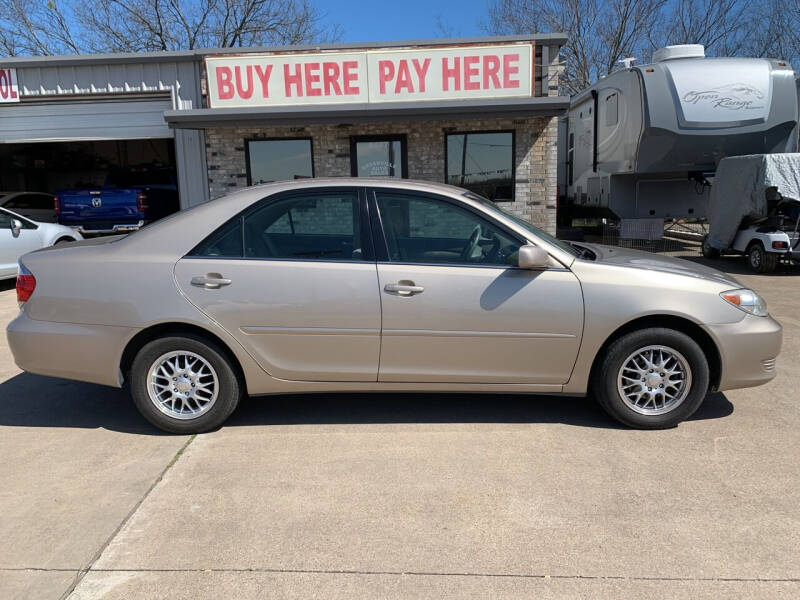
[{"left": 0, "top": 257, "right": 798, "bottom": 599}]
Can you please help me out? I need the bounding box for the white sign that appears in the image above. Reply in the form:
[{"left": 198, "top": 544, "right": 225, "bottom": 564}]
[
  {"left": 206, "top": 44, "right": 533, "bottom": 108},
  {"left": 0, "top": 68, "right": 19, "bottom": 103}
]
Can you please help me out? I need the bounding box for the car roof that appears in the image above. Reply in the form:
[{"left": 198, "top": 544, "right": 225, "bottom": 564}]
[
  {"left": 118, "top": 177, "right": 576, "bottom": 268},
  {"left": 241, "top": 177, "right": 471, "bottom": 196}
]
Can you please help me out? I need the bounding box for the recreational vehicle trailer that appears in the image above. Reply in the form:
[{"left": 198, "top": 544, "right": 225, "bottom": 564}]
[{"left": 558, "top": 45, "right": 798, "bottom": 226}]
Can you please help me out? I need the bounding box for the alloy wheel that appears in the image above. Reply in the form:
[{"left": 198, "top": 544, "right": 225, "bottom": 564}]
[
  {"left": 146, "top": 350, "right": 219, "bottom": 420},
  {"left": 616, "top": 345, "right": 692, "bottom": 415}
]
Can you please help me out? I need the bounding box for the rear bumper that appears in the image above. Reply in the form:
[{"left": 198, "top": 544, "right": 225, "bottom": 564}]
[
  {"left": 7, "top": 311, "right": 138, "bottom": 388},
  {"left": 707, "top": 314, "right": 783, "bottom": 391},
  {"left": 75, "top": 220, "right": 144, "bottom": 235}
]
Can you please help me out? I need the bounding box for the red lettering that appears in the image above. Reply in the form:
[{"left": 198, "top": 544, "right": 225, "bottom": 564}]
[
  {"left": 342, "top": 61, "right": 359, "bottom": 95},
  {"left": 442, "top": 57, "right": 460, "bottom": 91},
  {"left": 378, "top": 60, "right": 394, "bottom": 94},
  {"left": 395, "top": 59, "right": 414, "bottom": 93},
  {"left": 284, "top": 63, "right": 303, "bottom": 97},
  {"left": 234, "top": 65, "right": 254, "bottom": 99},
  {"left": 0, "top": 70, "right": 7, "bottom": 99},
  {"left": 304, "top": 62, "right": 321, "bottom": 96},
  {"left": 411, "top": 58, "right": 430, "bottom": 93},
  {"left": 215, "top": 66, "right": 234, "bottom": 100},
  {"left": 463, "top": 56, "right": 480, "bottom": 90},
  {"left": 254, "top": 64, "right": 273, "bottom": 98},
  {"left": 483, "top": 55, "right": 501, "bottom": 89},
  {"left": 503, "top": 53, "right": 520, "bottom": 88},
  {"left": 322, "top": 62, "right": 342, "bottom": 96}
]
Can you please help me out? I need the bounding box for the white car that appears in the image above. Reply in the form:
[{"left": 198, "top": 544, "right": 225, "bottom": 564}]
[
  {"left": 0, "top": 206, "right": 82, "bottom": 280},
  {"left": 0, "top": 191, "right": 56, "bottom": 223}
]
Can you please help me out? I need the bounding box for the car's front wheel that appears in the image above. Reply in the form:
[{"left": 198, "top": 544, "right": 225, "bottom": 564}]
[
  {"left": 129, "top": 335, "right": 242, "bottom": 433},
  {"left": 592, "top": 328, "right": 710, "bottom": 429}
]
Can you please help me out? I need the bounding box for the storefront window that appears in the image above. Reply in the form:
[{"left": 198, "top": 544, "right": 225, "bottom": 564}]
[
  {"left": 446, "top": 131, "right": 514, "bottom": 201},
  {"left": 350, "top": 135, "right": 407, "bottom": 178},
  {"left": 246, "top": 138, "right": 314, "bottom": 185}
]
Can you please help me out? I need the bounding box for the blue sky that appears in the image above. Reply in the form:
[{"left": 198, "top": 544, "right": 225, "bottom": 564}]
[{"left": 321, "top": 0, "right": 489, "bottom": 43}]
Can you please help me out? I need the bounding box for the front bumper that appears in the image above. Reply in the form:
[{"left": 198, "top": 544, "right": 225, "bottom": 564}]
[
  {"left": 7, "top": 310, "right": 138, "bottom": 388},
  {"left": 707, "top": 314, "right": 782, "bottom": 391}
]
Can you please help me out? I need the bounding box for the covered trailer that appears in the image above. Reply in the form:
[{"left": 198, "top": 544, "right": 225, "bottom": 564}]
[
  {"left": 704, "top": 153, "right": 800, "bottom": 272},
  {"left": 559, "top": 45, "right": 798, "bottom": 224}
]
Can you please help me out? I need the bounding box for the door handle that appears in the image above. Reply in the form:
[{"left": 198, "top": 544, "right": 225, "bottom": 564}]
[
  {"left": 191, "top": 273, "right": 232, "bottom": 289},
  {"left": 384, "top": 280, "right": 424, "bottom": 296}
]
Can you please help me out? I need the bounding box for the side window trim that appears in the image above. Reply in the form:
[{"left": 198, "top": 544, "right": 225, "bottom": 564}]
[
  {"left": 367, "top": 187, "right": 527, "bottom": 268},
  {"left": 186, "top": 186, "right": 376, "bottom": 263}
]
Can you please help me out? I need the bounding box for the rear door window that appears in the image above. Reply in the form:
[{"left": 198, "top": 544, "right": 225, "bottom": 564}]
[{"left": 189, "top": 189, "right": 369, "bottom": 261}]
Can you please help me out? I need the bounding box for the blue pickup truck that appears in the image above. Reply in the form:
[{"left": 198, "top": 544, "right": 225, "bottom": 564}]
[{"left": 56, "top": 168, "right": 179, "bottom": 235}]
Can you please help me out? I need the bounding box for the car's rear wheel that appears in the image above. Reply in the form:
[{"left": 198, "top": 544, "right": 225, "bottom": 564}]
[
  {"left": 129, "top": 335, "right": 242, "bottom": 433},
  {"left": 746, "top": 241, "right": 777, "bottom": 273},
  {"left": 592, "top": 328, "right": 710, "bottom": 429}
]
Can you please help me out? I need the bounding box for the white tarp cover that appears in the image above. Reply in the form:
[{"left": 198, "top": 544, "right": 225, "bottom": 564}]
[{"left": 707, "top": 153, "right": 800, "bottom": 249}]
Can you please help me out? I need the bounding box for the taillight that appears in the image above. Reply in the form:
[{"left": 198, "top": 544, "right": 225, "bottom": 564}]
[
  {"left": 137, "top": 191, "right": 149, "bottom": 213},
  {"left": 772, "top": 240, "right": 788, "bottom": 249},
  {"left": 54, "top": 194, "right": 61, "bottom": 217},
  {"left": 16, "top": 264, "right": 36, "bottom": 304}
]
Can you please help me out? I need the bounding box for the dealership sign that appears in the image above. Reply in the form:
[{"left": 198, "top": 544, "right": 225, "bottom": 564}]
[
  {"left": 0, "top": 68, "right": 19, "bottom": 103},
  {"left": 205, "top": 44, "right": 533, "bottom": 108}
]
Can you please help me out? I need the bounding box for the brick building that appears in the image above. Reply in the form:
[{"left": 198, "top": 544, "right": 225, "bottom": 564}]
[{"left": 0, "top": 34, "right": 567, "bottom": 234}]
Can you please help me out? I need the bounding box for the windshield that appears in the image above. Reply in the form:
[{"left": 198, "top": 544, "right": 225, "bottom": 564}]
[{"left": 465, "top": 192, "right": 581, "bottom": 258}]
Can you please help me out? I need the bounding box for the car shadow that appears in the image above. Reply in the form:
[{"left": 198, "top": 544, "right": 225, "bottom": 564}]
[
  {"left": 0, "top": 372, "right": 734, "bottom": 434},
  {"left": 0, "top": 279, "right": 15, "bottom": 292}
]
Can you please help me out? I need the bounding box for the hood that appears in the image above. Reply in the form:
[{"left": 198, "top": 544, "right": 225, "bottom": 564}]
[{"left": 582, "top": 243, "right": 743, "bottom": 287}]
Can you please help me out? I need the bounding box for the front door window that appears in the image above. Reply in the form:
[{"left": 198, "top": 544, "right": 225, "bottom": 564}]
[{"left": 351, "top": 135, "right": 407, "bottom": 178}]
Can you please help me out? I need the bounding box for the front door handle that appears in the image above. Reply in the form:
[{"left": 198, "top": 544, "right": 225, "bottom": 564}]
[
  {"left": 191, "top": 273, "right": 232, "bottom": 289},
  {"left": 384, "top": 280, "right": 424, "bottom": 296}
]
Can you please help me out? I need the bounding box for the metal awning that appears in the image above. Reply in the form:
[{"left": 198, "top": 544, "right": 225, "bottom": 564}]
[{"left": 164, "top": 96, "right": 570, "bottom": 129}]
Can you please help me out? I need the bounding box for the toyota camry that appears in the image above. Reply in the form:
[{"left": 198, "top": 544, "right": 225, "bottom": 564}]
[{"left": 7, "top": 179, "right": 781, "bottom": 433}]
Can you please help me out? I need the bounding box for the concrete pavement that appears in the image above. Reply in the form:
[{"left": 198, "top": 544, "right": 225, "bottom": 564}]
[{"left": 0, "top": 256, "right": 798, "bottom": 599}]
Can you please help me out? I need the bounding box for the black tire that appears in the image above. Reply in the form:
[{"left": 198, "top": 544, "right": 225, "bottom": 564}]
[
  {"left": 129, "top": 335, "right": 242, "bottom": 434},
  {"left": 592, "top": 328, "right": 710, "bottom": 429},
  {"left": 746, "top": 242, "right": 777, "bottom": 273},
  {"left": 701, "top": 235, "right": 720, "bottom": 259}
]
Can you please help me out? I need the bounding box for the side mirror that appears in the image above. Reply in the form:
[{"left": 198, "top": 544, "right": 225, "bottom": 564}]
[
  {"left": 517, "top": 244, "right": 550, "bottom": 269},
  {"left": 10, "top": 219, "right": 22, "bottom": 238}
]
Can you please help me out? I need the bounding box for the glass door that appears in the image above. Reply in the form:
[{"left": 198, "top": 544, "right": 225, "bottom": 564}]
[{"left": 350, "top": 135, "right": 407, "bottom": 178}]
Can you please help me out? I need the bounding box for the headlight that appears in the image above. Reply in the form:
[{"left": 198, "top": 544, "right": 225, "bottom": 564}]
[{"left": 720, "top": 289, "right": 768, "bottom": 317}]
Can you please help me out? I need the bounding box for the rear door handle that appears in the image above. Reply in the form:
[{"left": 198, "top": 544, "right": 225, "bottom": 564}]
[
  {"left": 384, "top": 280, "right": 424, "bottom": 296},
  {"left": 191, "top": 273, "right": 232, "bottom": 289}
]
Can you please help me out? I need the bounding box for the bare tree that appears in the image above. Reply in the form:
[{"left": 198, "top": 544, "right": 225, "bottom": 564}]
[
  {"left": 739, "top": 0, "right": 800, "bottom": 64},
  {"left": 0, "top": 0, "right": 82, "bottom": 56},
  {"left": 487, "top": 0, "right": 666, "bottom": 94},
  {"left": 649, "top": 0, "right": 750, "bottom": 57},
  {"left": 0, "top": 0, "right": 340, "bottom": 56},
  {"left": 486, "top": 0, "right": 800, "bottom": 94}
]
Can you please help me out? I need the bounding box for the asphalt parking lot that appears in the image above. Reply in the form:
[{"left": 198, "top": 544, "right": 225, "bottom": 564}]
[{"left": 1, "top": 255, "right": 798, "bottom": 600}]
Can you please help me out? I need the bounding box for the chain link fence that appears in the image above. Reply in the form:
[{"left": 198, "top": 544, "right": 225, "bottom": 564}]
[{"left": 596, "top": 219, "right": 707, "bottom": 256}]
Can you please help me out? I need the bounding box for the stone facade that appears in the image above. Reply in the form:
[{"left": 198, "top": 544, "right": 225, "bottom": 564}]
[{"left": 205, "top": 115, "right": 559, "bottom": 234}]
